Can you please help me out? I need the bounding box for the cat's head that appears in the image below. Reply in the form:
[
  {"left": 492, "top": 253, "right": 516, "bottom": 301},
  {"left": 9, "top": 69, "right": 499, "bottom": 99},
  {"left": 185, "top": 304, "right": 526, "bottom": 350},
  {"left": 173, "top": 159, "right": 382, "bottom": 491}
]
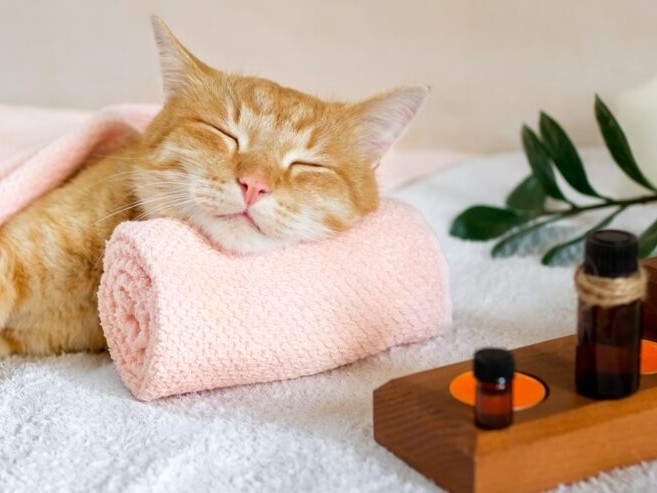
[{"left": 133, "top": 17, "right": 429, "bottom": 254}]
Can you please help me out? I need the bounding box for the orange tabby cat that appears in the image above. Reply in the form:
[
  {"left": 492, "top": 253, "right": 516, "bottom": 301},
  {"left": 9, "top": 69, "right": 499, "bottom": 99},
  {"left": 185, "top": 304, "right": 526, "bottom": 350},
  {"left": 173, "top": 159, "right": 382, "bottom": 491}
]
[{"left": 0, "top": 17, "right": 429, "bottom": 358}]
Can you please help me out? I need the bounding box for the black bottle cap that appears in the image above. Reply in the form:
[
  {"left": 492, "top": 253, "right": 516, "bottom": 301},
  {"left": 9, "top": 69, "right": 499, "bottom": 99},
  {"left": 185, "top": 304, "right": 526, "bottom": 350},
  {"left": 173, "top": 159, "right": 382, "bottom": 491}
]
[
  {"left": 583, "top": 229, "right": 638, "bottom": 278},
  {"left": 474, "top": 348, "right": 515, "bottom": 383}
]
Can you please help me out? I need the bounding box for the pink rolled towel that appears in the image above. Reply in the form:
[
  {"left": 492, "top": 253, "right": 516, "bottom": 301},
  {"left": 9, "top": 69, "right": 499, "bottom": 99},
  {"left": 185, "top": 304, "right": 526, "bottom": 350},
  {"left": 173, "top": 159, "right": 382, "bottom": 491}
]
[{"left": 98, "top": 199, "right": 451, "bottom": 401}]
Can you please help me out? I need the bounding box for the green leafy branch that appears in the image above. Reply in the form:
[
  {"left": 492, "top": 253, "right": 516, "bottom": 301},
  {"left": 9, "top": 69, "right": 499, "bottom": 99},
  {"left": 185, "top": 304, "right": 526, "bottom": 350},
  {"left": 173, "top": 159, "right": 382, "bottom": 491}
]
[{"left": 449, "top": 96, "right": 657, "bottom": 266}]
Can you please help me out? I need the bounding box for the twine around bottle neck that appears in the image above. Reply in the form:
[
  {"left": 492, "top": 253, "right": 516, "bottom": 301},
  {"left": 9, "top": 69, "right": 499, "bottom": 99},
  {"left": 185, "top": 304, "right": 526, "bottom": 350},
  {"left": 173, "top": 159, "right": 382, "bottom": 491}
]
[{"left": 574, "top": 265, "right": 647, "bottom": 308}]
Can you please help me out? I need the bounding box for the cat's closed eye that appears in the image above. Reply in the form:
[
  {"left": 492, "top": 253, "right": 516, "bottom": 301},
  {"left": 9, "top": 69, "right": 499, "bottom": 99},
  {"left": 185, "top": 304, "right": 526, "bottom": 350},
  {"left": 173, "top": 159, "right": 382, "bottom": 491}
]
[
  {"left": 195, "top": 120, "right": 239, "bottom": 149},
  {"left": 290, "top": 161, "right": 328, "bottom": 169}
]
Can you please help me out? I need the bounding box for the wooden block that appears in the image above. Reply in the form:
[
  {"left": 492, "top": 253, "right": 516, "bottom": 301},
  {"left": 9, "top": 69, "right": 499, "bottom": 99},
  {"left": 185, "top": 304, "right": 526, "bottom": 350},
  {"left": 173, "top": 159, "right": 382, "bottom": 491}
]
[
  {"left": 642, "top": 257, "right": 657, "bottom": 341},
  {"left": 373, "top": 335, "right": 657, "bottom": 493}
]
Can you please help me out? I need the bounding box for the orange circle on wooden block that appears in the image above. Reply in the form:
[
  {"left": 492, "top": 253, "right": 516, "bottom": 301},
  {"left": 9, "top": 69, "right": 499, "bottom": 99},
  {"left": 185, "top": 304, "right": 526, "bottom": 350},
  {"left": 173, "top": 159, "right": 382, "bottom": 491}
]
[
  {"left": 641, "top": 339, "right": 657, "bottom": 375},
  {"left": 449, "top": 371, "right": 547, "bottom": 411}
]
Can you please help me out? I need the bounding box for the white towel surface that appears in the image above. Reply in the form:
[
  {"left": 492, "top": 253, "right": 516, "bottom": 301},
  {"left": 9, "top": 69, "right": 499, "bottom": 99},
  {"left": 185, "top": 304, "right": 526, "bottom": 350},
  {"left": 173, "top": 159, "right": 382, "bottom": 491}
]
[{"left": 3, "top": 148, "right": 657, "bottom": 492}]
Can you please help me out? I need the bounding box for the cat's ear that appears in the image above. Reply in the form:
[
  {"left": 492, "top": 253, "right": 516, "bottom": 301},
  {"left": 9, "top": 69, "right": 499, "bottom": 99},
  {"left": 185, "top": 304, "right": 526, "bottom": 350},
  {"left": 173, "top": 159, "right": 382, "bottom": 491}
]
[
  {"left": 351, "top": 84, "right": 430, "bottom": 164},
  {"left": 151, "top": 16, "right": 207, "bottom": 98}
]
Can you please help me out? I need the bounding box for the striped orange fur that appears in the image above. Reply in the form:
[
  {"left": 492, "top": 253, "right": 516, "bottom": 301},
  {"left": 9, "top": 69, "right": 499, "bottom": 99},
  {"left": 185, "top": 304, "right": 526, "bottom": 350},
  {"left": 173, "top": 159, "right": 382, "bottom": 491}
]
[{"left": 0, "top": 17, "right": 428, "bottom": 357}]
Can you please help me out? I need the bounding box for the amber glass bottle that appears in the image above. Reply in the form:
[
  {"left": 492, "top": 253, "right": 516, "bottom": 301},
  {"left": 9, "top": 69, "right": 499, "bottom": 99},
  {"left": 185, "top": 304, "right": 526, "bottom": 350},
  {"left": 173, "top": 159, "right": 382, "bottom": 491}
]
[
  {"left": 474, "top": 348, "right": 514, "bottom": 429},
  {"left": 576, "top": 230, "right": 642, "bottom": 399}
]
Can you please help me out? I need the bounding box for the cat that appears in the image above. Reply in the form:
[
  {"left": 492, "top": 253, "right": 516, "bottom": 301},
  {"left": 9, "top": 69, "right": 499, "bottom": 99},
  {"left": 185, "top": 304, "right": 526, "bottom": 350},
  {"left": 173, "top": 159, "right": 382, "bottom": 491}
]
[{"left": 0, "top": 17, "right": 429, "bottom": 358}]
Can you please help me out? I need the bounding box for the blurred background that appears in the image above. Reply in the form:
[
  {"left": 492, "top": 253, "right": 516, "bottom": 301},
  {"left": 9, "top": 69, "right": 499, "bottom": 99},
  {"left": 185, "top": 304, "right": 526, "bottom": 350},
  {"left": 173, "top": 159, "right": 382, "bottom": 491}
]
[{"left": 0, "top": 0, "right": 656, "bottom": 153}]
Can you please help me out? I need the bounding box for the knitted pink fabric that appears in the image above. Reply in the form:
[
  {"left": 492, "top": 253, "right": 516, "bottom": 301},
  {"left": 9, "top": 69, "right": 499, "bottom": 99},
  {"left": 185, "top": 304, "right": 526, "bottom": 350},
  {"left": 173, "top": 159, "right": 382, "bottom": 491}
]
[
  {"left": 98, "top": 199, "right": 452, "bottom": 401},
  {"left": 0, "top": 104, "right": 158, "bottom": 227}
]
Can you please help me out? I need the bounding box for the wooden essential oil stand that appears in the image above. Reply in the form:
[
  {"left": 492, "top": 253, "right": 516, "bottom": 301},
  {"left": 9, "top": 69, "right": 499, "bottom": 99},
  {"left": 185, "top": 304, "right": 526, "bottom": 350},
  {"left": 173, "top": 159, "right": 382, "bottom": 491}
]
[
  {"left": 642, "top": 257, "right": 657, "bottom": 341},
  {"left": 373, "top": 259, "right": 657, "bottom": 493}
]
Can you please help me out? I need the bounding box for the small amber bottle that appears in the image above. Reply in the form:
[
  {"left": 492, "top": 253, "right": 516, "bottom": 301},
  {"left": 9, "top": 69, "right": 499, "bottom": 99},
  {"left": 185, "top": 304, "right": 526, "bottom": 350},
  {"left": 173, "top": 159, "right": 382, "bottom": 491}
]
[
  {"left": 474, "top": 348, "right": 514, "bottom": 429},
  {"left": 576, "top": 230, "right": 643, "bottom": 399}
]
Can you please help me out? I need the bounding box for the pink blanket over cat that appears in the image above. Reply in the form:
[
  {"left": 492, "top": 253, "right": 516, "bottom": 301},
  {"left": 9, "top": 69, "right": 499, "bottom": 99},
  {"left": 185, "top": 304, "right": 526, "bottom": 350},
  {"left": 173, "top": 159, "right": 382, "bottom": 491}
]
[
  {"left": 0, "top": 104, "right": 158, "bottom": 227},
  {"left": 98, "top": 199, "right": 451, "bottom": 401}
]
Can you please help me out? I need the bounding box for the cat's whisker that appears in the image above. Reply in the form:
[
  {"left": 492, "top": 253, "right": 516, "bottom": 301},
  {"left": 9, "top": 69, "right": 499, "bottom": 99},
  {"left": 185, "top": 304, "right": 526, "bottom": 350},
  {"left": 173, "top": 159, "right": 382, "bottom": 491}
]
[
  {"left": 83, "top": 171, "right": 135, "bottom": 191},
  {"left": 132, "top": 176, "right": 188, "bottom": 184},
  {"left": 86, "top": 170, "right": 187, "bottom": 191},
  {"left": 88, "top": 153, "right": 140, "bottom": 162},
  {"left": 131, "top": 198, "right": 198, "bottom": 222},
  {"left": 94, "top": 203, "right": 144, "bottom": 225},
  {"left": 132, "top": 204, "right": 184, "bottom": 221},
  {"left": 103, "top": 170, "right": 136, "bottom": 180},
  {"left": 92, "top": 196, "right": 197, "bottom": 270},
  {"left": 136, "top": 185, "right": 191, "bottom": 191},
  {"left": 92, "top": 191, "right": 192, "bottom": 269},
  {"left": 95, "top": 193, "right": 191, "bottom": 224}
]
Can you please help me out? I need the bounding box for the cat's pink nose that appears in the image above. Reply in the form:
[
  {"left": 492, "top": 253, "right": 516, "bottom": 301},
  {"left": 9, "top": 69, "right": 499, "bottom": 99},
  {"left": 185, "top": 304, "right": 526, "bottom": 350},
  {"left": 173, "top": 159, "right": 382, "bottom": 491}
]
[{"left": 239, "top": 175, "right": 271, "bottom": 206}]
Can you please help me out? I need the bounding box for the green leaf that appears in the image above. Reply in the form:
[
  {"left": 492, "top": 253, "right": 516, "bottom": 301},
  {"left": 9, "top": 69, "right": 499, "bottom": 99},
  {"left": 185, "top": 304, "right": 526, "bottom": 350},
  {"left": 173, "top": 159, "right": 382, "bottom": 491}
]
[
  {"left": 638, "top": 217, "right": 657, "bottom": 258},
  {"left": 595, "top": 95, "right": 656, "bottom": 191},
  {"left": 539, "top": 112, "right": 604, "bottom": 199},
  {"left": 541, "top": 207, "right": 625, "bottom": 266},
  {"left": 491, "top": 223, "right": 544, "bottom": 258},
  {"left": 450, "top": 205, "right": 530, "bottom": 241},
  {"left": 540, "top": 235, "right": 586, "bottom": 267},
  {"left": 521, "top": 125, "right": 568, "bottom": 202},
  {"left": 505, "top": 175, "right": 546, "bottom": 212},
  {"left": 491, "top": 214, "right": 566, "bottom": 258}
]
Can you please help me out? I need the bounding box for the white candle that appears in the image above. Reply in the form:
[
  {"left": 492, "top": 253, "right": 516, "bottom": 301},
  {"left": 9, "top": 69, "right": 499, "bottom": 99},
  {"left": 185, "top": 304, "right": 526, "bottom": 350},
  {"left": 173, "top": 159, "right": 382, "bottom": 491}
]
[{"left": 617, "top": 77, "right": 657, "bottom": 187}]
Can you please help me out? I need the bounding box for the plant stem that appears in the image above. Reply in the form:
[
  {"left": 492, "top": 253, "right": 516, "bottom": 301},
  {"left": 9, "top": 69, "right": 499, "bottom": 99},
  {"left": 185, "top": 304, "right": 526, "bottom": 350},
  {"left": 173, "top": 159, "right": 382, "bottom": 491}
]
[{"left": 540, "top": 193, "right": 657, "bottom": 217}]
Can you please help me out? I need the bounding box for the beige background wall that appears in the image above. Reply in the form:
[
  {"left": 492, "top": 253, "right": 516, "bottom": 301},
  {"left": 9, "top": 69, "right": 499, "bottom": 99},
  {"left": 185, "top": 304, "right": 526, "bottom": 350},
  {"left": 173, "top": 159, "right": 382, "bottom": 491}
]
[{"left": 0, "top": 0, "right": 655, "bottom": 152}]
